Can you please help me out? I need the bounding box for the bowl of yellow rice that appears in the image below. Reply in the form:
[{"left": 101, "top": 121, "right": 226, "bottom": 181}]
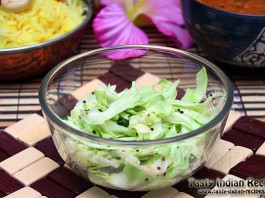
[{"left": 0, "top": 0, "right": 92, "bottom": 81}]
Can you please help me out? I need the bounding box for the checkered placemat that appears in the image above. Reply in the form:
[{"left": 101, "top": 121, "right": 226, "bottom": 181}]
[
  {"left": 0, "top": 84, "right": 265, "bottom": 198},
  {"left": 0, "top": 25, "right": 265, "bottom": 198}
]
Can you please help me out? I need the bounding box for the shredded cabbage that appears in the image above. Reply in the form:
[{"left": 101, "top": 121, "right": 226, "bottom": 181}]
[
  {"left": 62, "top": 67, "right": 218, "bottom": 190},
  {"left": 0, "top": 0, "right": 86, "bottom": 48}
]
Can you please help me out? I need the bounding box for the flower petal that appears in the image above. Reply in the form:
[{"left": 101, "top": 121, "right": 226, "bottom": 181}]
[
  {"left": 139, "top": 0, "right": 185, "bottom": 25},
  {"left": 100, "top": 0, "right": 123, "bottom": 6},
  {"left": 153, "top": 20, "right": 194, "bottom": 49},
  {"left": 138, "top": 0, "right": 194, "bottom": 49},
  {"left": 100, "top": 0, "right": 135, "bottom": 13},
  {"left": 93, "top": 4, "right": 148, "bottom": 59}
]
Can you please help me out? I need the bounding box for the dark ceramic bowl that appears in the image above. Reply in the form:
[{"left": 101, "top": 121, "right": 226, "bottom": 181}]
[
  {"left": 181, "top": 0, "right": 265, "bottom": 68},
  {"left": 0, "top": 1, "right": 92, "bottom": 81}
]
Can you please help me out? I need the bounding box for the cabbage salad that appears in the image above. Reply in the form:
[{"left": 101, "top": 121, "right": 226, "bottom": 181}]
[{"left": 62, "top": 67, "right": 217, "bottom": 190}]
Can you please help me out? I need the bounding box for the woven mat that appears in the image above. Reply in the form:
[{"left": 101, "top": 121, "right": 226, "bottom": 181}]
[
  {"left": 0, "top": 26, "right": 265, "bottom": 198},
  {"left": 1, "top": 26, "right": 265, "bottom": 130},
  {"left": 1, "top": 88, "right": 265, "bottom": 198}
]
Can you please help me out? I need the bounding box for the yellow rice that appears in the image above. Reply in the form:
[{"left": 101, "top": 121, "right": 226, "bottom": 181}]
[{"left": 0, "top": 0, "right": 87, "bottom": 48}]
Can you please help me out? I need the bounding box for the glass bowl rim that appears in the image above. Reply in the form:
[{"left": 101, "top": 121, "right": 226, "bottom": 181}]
[{"left": 39, "top": 45, "right": 234, "bottom": 146}]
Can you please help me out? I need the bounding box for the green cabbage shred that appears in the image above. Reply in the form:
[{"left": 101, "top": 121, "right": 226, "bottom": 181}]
[{"left": 62, "top": 67, "right": 217, "bottom": 190}]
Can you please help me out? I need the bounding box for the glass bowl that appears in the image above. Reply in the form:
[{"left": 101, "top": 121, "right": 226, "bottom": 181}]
[{"left": 39, "top": 45, "right": 234, "bottom": 191}]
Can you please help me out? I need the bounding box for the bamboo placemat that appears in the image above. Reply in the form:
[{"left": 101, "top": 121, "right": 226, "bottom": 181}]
[{"left": 1, "top": 27, "right": 265, "bottom": 130}]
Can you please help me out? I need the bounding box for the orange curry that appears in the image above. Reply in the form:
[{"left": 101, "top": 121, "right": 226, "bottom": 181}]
[{"left": 196, "top": 0, "right": 265, "bottom": 15}]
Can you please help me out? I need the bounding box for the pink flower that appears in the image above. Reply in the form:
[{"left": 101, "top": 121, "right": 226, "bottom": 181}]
[{"left": 93, "top": 0, "right": 194, "bottom": 59}]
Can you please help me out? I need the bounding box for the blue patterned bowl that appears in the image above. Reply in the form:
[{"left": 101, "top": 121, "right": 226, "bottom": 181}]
[{"left": 181, "top": 0, "right": 265, "bottom": 68}]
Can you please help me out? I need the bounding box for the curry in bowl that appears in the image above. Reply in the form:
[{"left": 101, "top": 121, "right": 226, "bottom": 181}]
[
  {"left": 196, "top": 0, "right": 265, "bottom": 15},
  {"left": 181, "top": 0, "right": 265, "bottom": 68}
]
